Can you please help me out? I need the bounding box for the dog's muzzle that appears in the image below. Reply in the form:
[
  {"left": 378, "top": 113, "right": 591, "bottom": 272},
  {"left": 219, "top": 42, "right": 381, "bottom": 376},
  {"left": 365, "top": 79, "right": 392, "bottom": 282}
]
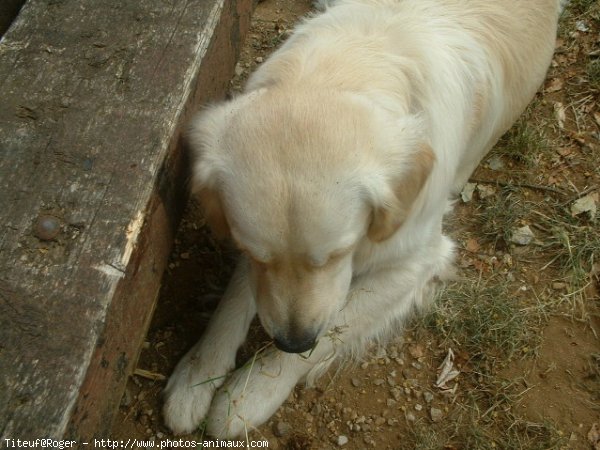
[{"left": 273, "top": 333, "right": 317, "bottom": 354}]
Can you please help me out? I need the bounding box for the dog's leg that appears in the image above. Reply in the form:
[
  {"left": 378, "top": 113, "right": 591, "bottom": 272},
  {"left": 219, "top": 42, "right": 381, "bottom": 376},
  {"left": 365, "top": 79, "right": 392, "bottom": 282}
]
[
  {"left": 206, "top": 236, "right": 454, "bottom": 438},
  {"left": 163, "top": 259, "right": 256, "bottom": 435}
]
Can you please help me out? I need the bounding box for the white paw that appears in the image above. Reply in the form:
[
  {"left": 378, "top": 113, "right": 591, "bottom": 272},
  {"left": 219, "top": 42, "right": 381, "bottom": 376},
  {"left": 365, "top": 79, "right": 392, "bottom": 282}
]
[
  {"left": 163, "top": 351, "right": 231, "bottom": 435},
  {"left": 205, "top": 350, "right": 301, "bottom": 438}
]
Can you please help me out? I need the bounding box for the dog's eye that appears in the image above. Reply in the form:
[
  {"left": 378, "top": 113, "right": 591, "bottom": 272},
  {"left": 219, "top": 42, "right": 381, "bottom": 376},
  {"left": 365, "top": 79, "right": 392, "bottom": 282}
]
[{"left": 308, "top": 245, "right": 354, "bottom": 269}]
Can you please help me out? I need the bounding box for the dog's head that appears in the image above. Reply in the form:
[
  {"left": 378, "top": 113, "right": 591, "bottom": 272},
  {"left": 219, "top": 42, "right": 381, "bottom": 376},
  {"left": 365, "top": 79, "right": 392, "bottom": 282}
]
[{"left": 189, "top": 88, "right": 434, "bottom": 353}]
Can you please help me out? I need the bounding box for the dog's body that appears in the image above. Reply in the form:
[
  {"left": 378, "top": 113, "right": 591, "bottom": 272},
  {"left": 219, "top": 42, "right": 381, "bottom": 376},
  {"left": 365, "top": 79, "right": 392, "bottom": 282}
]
[{"left": 164, "top": 0, "right": 561, "bottom": 437}]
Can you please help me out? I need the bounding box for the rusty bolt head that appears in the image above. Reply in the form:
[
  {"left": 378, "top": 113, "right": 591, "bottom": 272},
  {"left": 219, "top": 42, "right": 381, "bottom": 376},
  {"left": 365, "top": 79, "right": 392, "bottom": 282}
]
[{"left": 34, "top": 215, "right": 61, "bottom": 241}]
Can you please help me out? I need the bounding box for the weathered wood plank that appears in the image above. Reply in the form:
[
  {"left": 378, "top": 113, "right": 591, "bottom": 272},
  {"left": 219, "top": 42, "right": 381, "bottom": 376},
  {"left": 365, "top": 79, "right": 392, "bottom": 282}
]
[
  {"left": 0, "top": 0, "right": 25, "bottom": 37},
  {"left": 0, "top": 0, "right": 252, "bottom": 441}
]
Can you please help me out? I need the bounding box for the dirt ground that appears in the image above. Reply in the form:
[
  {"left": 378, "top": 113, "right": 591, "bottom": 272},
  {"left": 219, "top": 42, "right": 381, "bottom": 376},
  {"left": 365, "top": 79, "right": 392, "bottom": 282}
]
[{"left": 112, "top": 0, "right": 600, "bottom": 448}]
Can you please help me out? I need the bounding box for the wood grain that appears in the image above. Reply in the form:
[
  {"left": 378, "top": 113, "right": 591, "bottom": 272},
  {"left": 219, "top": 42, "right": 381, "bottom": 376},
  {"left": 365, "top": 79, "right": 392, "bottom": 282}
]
[{"left": 0, "top": 0, "right": 252, "bottom": 440}]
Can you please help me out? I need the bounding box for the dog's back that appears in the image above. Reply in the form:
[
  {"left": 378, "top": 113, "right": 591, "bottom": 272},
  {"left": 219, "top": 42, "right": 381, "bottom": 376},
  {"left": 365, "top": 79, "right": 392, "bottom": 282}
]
[{"left": 248, "top": 0, "right": 560, "bottom": 191}]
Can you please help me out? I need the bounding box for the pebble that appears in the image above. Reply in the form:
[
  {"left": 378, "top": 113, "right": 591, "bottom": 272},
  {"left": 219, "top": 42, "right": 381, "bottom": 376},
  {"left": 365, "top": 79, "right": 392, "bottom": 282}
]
[
  {"left": 373, "top": 378, "right": 385, "bottom": 386},
  {"left": 363, "top": 436, "right": 376, "bottom": 446},
  {"left": 408, "top": 344, "right": 424, "bottom": 359},
  {"left": 351, "top": 378, "right": 362, "bottom": 387},
  {"left": 273, "top": 421, "right": 291, "bottom": 437},
  {"left": 424, "top": 391, "right": 434, "bottom": 403},
  {"left": 337, "top": 435, "right": 349, "bottom": 447},
  {"left": 411, "top": 362, "right": 423, "bottom": 370},
  {"left": 179, "top": 252, "right": 190, "bottom": 260},
  {"left": 374, "top": 417, "right": 386, "bottom": 426},
  {"left": 406, "top": 412, "right": 416, "bottom": 422},
  {"left": 430, "top": 407, "right": 443, "bottom": 423},
  {"left": 414, "top": 403, "right": 423, "bottom": 412},
  {"left": 234, "top": 63, "right": 244, "bottom": 76},
  {"left": 390, "top": 388, "right": 402, "bottom": 401}
]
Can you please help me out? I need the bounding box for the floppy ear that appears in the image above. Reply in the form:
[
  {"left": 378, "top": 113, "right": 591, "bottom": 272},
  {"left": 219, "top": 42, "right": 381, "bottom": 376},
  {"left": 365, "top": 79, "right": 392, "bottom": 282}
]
[
  {"left": 197, "top": 187, "right": 230, "bottom": 239},
  {"left": 187, "top": 89, "right": 269, "bottom": 240},
  {"left": 368, "top": 144, "right": 435, "bottom": 242}
]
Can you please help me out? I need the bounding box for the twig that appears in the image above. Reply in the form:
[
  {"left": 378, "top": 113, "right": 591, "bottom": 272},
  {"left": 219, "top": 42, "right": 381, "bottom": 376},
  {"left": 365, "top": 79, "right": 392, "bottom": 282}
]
[
  {"left": 562, "top": 185, "right": 598, "bottom": 206},
  {"left": 469, "top": 178, "right": 567, "bottom": 196},
  {"left": 133, "top": 368, "right": 166, "bottom": 381}
]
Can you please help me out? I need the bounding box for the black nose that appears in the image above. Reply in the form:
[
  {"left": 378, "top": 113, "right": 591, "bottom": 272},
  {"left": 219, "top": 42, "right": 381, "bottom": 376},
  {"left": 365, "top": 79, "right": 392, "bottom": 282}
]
[{"left": 274, "top": 335, "right": 316, "bottom": 354}]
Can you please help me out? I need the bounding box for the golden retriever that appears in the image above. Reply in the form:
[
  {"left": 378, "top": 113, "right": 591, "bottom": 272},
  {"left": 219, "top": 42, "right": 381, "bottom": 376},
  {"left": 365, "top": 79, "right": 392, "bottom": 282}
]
[{"left": 163, "top": 0, "right": 562, "bottom": 437}]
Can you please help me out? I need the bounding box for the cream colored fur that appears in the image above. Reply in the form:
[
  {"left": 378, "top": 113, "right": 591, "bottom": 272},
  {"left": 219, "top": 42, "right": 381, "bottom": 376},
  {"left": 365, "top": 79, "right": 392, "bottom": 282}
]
[{"left": 163, "top": 0, "right": 561, "bottom": 438}]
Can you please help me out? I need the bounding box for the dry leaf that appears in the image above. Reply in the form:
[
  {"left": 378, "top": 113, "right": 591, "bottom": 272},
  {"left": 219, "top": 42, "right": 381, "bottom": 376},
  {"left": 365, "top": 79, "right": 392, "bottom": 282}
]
[
  {"left": 588, "top": 423, "right": 600, "bottom": 450},
  {"left": 546, "top": 77, "right": 564, "bottom": 93},
  {"left": 571, "top": 192, "right": 598, "bottom": 221},
  {"left": 465, "top": 238, "right": 480, "bottom": 253},
  {"left": 557, "top": 147, "right": 573, "bottom": 157},
  {"left": 554, "top": 102, "right": 566, "bottom": 129},
  {"left": 435, "top": 348, "right": 460, "bottom": 390},
  {"left": 476, "top": 184, "right": 496, "bottom": 199},
  {"left": 593, "top": 111, "right": 600, "bottom": 128}
]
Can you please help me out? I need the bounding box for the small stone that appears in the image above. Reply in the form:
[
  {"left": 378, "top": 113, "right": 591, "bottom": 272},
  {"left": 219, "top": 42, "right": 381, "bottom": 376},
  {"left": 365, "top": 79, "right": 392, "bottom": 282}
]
[
  {"left": 430, "top": 407, "right": 443, "bottom": 423},
  {"left": 411, "top": 362, "right": 423, "bottom": 370},
  {"left": 375, "top": 348, "right": 387, "bottom": 359},
  {"left": 180, "top": 252, "right": 190, "bottom": 260},
  {"left": 390, "top": 388, "right": 402, "bottom": 401},
  {"left": 363, "top": 435, "right": 376, "bottom": 446},
  {"left": 374, "top": 417, "right": 386, "bottom": 426},
  {"left": 373, "top": 378, "right": 385, "bottom": 386},
  {"left": 234, "top": 63, "right": 244, "bottom": 76},
  {"left": 351, "top": 378, "right": 362, "bottom": 387},
  {"left": 255, "top": 56, "right": 264, "bottom": 63},
  {"left": 360, "top": 362, "right": 369, "bottom": 369},
  {"left": 273, "top": 421, "right": 291, "bottom": 437},
  {"left": 461, "top": 182, "right": 477, "bottom": 202},
  {"left": 408, "top": 344, "right": 424, "bottom": 359},
  {"left": 510, "top": 225, "right": 535, "bottom": 246},
  {"left": 414, "top": 403, "right": 423, "bottom": 412},
  {"left": 336, "top": 435, "right": 349, "bottom": 447},
  {"left": 386, "top": 398, "right": 397, "bottom": 407},
  {"left": 406, "top": 412, "right": 416, "bottom": 422},
  {"left": 424, "top": 391, "right": 434, "bottom": 403}
]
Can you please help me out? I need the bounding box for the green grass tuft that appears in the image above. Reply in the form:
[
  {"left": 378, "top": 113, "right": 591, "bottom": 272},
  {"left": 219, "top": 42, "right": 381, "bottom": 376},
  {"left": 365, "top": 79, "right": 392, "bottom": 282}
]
[{"left": 494, "top": 120, "right": 548, "bottom": 167}]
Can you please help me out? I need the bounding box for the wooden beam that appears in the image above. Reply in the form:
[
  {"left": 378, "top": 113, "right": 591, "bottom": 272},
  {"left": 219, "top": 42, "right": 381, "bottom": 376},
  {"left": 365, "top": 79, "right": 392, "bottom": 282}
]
[{"left": 0, "top": 0, "right": 252, "bottom": 441}]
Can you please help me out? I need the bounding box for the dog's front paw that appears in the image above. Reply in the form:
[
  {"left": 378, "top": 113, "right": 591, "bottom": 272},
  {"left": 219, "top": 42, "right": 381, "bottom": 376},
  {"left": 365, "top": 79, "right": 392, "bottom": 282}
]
[
  {"left": 163, "top": 354, "right": 228, "bottom": 435},
  {"left": 205, "top": 351, "right": 300, "bottom": 438}
]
